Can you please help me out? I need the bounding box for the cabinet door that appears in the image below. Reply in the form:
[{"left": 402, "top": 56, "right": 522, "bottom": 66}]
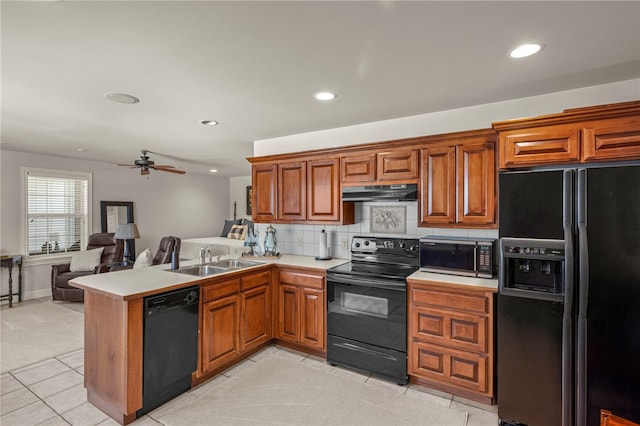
[
  {"left": 300, "top": 287, "right": 325, "bottom": 350},
  {"left": 277, "top": 284, "right": 299, "bottom": 343},
  {"left": 456, "top": 141, "right": 495, "bottom": 225},
  {"left": 410, "top": 340, "right": 489, "bottom": 394},
  {"left": 499, "top": 125, "right": 580, "bottom": 169},
  {"left": 411, "top": 305, "right": 488, "bottom": 353},
  {"left": 252, "top": 163, "right": 277, "bottom": 222},
  {"left": 307, "top": 158, "right": 340, "bottom": 222},
  {"left": 421, "top": 146, "right": 456, "bottom": 225},
  {"left": 278, "top": 161, "right": 306, "bottom": 221},
  {"left": 377, "top": 149, "right": 419, "bottom": 181},
  {"left": 202, "top": 294, "right": 240, "bottom": 373},
  {"left": 582, "top": 117, "right": 640, "bottom": 162},
  {"left": 240, "top": 284, "right": 271, "bottom": 353},
  {"left": 341, "top": 154, "right": 375, "bottom": 183}
]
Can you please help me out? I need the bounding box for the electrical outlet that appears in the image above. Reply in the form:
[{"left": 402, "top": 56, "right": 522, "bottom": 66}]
[
  {"left": 297, "top": 236, "right": 303, "bottom": 247},
  {"left": 341, "top": 238, "right": 348, "bottom": 250}
]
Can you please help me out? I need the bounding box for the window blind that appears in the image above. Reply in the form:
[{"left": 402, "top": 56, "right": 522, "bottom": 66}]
[{"left": 26, "top": 171, "right": 89, "bottom": 257}]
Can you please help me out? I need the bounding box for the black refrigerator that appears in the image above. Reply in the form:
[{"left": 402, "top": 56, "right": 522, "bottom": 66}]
[{"left": 497, "top": 163, "right": 640, "bottom": 426}]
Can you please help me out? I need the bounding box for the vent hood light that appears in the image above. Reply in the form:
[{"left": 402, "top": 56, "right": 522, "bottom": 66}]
[
  {"left": 314, "top": 92, "right": 337, "bottom": 101},
  {"left": 510, "top": 43, "right": 542, "bottom": 58}
]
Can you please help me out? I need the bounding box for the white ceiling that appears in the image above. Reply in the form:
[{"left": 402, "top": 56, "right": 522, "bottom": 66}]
[{"left": 2, "top": 1, "right": 639, "bottom": 177}]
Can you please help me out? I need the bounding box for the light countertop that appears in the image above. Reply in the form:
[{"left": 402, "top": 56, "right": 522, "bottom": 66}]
[
  {"left": 408, "top": 270, "right": 498, "bottom": 292},
  {"left": 70, "top": 255, "right": 349, "bottom": 300}
]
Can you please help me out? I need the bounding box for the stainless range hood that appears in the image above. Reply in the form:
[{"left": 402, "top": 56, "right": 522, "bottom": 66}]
[{"left": 342, "top": 183, "right": 418, "bottom": 202}]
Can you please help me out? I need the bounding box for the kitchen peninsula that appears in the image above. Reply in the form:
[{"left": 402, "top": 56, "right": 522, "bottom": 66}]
[{"left": 70, "top": 255, "right": 348, "bottom": 425}]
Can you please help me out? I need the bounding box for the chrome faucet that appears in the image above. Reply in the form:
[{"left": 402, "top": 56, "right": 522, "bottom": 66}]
[{"left": 199, "top": 246, "right": 213, "bottom": 264}]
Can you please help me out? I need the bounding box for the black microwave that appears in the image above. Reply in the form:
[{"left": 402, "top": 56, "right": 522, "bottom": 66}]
[{"left": 419, "top": 236, "right": 496, "bottom": 278}]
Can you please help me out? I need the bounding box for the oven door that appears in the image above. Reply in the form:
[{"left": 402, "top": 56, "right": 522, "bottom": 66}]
[{"left": 326, "top": 273, "right": 407, "bottom": 352}]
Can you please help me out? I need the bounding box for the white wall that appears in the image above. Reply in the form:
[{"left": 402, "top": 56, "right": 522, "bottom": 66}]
[
  {"left": 229, "top": 176, "right": 252, "bottom": 221},
  {"left": 253, "top": 79, "right": 640, "bottom": 259},
  {"left": 0, "top": 150, "right": 230, "bottom": 299},
  {"left": 254, "top": 79, "right": 640, "bottom": 156}
]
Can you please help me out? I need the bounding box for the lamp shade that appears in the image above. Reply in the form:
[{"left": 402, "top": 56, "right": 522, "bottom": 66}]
[{"left": 114, "top": 223, "right": 140, "bottom": 240}]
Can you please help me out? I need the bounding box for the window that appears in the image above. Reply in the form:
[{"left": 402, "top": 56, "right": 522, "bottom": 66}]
[{"left": 23, "top": 168, "right": 92, "bottom": 260}]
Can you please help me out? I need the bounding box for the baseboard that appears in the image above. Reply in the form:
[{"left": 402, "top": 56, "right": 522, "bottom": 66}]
[{"left": 22, "top": 288, "right": 53, "bottom": 301}]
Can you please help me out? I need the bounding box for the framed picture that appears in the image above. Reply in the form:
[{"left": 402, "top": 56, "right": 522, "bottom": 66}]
[
  {"left": 370, "top": 205, "right": 407, "bottom": 234},
  {"left": 246, "top": 186, "right": 253, "bottom": 215}
]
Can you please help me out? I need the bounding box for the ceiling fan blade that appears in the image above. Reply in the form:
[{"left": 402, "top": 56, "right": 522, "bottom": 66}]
[
  {"left": 152, "top": 165, "right": 186, "bottom": 174},
  {"left": 115, "top": 163, "right": 137, "bottom": 168}
]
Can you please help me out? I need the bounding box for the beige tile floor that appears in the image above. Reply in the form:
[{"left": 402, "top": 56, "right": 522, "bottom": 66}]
[{"left": 1, "top": 301, "right": 498, "bottom": 426}]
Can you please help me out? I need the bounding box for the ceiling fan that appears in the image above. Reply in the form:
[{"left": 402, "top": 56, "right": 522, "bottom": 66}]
[{"left": 116, "top": 150, "right": 186, "bottom": 176}]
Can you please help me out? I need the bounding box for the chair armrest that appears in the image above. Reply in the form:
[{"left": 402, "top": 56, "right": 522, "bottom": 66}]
[
  {"left": 51, "top": 263, "right": 72, "bottom": 275},
  {"left": 104, "top": 261, "right": 134, "bottom": 272}
]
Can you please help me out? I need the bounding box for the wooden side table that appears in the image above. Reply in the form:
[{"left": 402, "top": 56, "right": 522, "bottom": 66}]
[{"left": 1, "top": 255, "right": 23, "bottom": 308}]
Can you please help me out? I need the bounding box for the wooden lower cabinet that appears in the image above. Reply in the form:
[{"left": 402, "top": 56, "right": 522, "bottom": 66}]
[
  {"left": 408, "top": 279, "right": 496, "bottom": 404},
  {"left": 202, "top": 293, "right": 240, "bottom": 372},
  {"left": 199, "top": 269, "right": 272, "bottom": 378},
  {"left": 276, "top": 267, "right": 325, "bottom": 352}
]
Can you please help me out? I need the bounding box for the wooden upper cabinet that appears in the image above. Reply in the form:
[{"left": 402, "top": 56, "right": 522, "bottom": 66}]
[
  {"left": 377, "top": 149, "right": 419, "bottom": 182},
  {"left": 307, "top": 158, "right": 341, "bottom": 222},
  {"left": 457, "top": 141, "right": 495, "bottom": 225},
  {"left": 421, "top": 146, "right": 456, "bottom": 224},
  {"left": 252, "top": 163, "right": 277, "bottom": 222},
  {"left": 278, "top": 161, "right": 306, "bottom": 221},
  {"left": 582, "top": 116, "right": 640, "bottom": 162},
  {"left": 341, "top": 154, "right": 376, "bottom": 183},
  {"left": 494, "top": 101, "right": 640, "bottom": 169},
  {"left": 498, "top": 125, "right": 580, "bottom": 169},
  {"left": 420, "top": 129, "right": 496, "bottom": 228}
]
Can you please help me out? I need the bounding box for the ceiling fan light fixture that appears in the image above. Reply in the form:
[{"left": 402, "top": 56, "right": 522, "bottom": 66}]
[
  {"left": 314, "top": 91, "right": 337, "bottom": 101},
  {"left": 510, "top": 43, "right": 543, "bottom": 59},
  {"left": 200, "top": 120, "right": 219, "bottom": 126},
  {"left": 104, "top": 92, "right": 140, "bottom": 104}
]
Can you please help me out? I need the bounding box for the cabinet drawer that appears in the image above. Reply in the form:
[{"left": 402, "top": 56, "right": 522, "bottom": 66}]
[
  {"left": 411, "top": 306, "right": 488, "bottom": 353},
  {"left": 377, "top": 149, "right": 419, "bottom": 181},
  {"left": 410, "top": 340, "right": 489, "bottom": 394},
  {"left": 341, "top": 154, "right": 376, "bottom": 183},
  {"left": 278, "top": 270, "right": 324, "bottom": 289},
  {"left": 582, "top": 118, "right": 640, "bottom": 161},
  {"left": 499, "top": 126, "right": 580, "bottom": 168},
  {"left": 203, "top": 279, "right": 240, "bottom": 302},
  {"left": 410, "top": 286, "right": 489, "bottom": 314},
  {"left": 241, "top": 270, "right": 270, "bottom": 291}
]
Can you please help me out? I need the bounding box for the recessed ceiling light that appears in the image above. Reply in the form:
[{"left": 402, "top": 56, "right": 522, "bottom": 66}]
[
  {"left": 510, "top": 43, "right": 542, "bottom": 59},
  {"left": 209, "top": 169, "right": 218, "bottom": 173},
  {"left": 76, "top": 148, "right": 87, "bottom": 152},
  {"left": 104, "top": 92, "right": 140, "bottom": 104},
  {"left": 314, "top": 92, "right": 337, "bottom": 101},
  {"left": 200, "top": 120, "right": 219, "bottom": 126}
]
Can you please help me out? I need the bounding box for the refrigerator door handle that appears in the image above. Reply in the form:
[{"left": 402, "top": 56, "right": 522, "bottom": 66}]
[
  {"left": 576, "top": 168, "right": 588, "bottom": 426},
  {"left": 562, "top": 170, "right": 575, "bottom": 426}
]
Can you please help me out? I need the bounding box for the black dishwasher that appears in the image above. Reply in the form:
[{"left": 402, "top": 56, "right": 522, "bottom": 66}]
[{"left": 137, "top": 286, "right": 199, "bottom": 417}]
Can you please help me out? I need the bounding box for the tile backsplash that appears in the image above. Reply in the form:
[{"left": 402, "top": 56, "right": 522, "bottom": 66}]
[{"left": 253, "top": 202, "right": 498, "bottom": 260}]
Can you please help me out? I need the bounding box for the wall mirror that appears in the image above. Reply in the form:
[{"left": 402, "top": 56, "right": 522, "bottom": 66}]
[{"left": 100, "top": 201, "right": 134, "bottom": 233}]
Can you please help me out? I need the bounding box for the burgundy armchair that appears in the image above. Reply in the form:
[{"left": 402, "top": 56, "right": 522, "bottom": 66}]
[{"left": 51, "top": 232, "right": 124, "bottom": 302}]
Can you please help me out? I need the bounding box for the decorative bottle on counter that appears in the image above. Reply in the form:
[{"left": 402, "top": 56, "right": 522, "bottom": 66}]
[{"left": 264, "top": 224, "right": 277, "bottom": 256}]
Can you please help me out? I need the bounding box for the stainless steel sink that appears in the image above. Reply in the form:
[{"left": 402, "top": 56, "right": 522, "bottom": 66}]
[
  {"left": 209, "top": 259, "right": 264, "bottom": 269},
  {"left": 169, "top": 259, "right": 263, "bottom": 277},
  {"left": 171, "top": 264, "right": 229, "bottom": 277}
]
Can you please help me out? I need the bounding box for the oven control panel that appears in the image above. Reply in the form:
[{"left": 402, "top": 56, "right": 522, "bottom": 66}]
[{"left": 351, "top": 236, "right": 418, "bottom": 254}]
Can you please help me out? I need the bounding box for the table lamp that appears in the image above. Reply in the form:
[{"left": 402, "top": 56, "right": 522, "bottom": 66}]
[{"left": 114, "top": 223, "right": 140, "bottom": 264}]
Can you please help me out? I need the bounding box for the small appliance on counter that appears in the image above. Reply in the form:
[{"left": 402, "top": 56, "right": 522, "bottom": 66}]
[{"left": 419, "top": 236, "right": 496, "bottom": 278}]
